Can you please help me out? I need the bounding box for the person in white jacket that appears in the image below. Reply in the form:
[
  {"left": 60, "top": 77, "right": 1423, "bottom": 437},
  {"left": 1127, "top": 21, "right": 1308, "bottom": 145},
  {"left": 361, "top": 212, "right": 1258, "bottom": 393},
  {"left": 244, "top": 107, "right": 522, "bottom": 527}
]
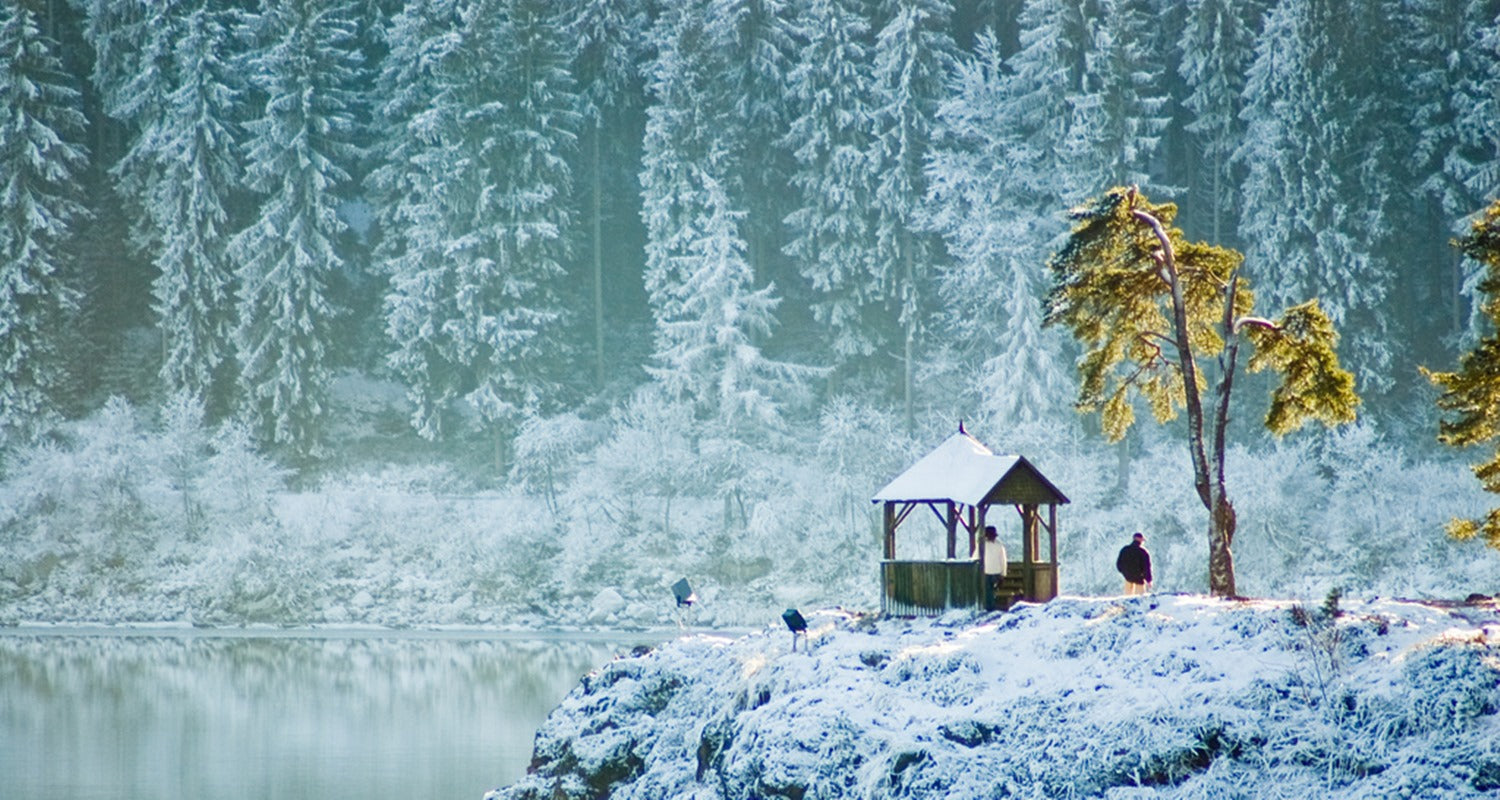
[{"left": 973, "top": 525, "right": 1007, "bottom": 607}]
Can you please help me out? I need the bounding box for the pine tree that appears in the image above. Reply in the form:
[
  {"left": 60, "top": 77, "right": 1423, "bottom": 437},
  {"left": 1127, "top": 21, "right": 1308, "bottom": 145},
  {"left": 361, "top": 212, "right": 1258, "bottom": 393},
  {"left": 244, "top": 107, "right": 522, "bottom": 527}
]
[
  {"left": 368, "top": 0, "right": 463, "bottom": 438},
  {"left": 1176, "top": 0, "right": 1264, "bottom": 245},
  {"left": 148, "top": 3, "right": 243, "bottom": 414},
  {"left": 1237, "top": 0, "right": 1393, "bottom": 392},
  {"left": 230, "top": 0, "right": 364, "bottom": 458},
  {"left": 565, "top": 0, "right": 650, "bottom": 388},
  {"left": 0, "top": 1, "right": 89, "bottom": 444},
  {"left": 365, "top": 0, "right": 459, "bottom": 272},
  {"left": 1065, "top": 0, "right": 1170, "bottom": 190},
  {"left": 102, "top": 0, "right": 185, "bottom": 243},
  {"left": 1434, "top": 3, "right": 1500, "bottom": 340},
  {"left": 869, "top": 0, "right": 958, "bottom": 431},
  {"left": 1427, "top": 197, "right": 1500, "bottom": 548},
  {"left": 384, "top": 0, "right": 579, "bottom": 440},
  {"left": 1047, "top": 187, "right": 1358, "bottom": 595},
  {"left": 641, "top": 1, "right": 817, "bottom": 427},
  {"left": 927, "top": 31, "right": 1069, "bottom": 426},
  {"left": 1001, "top": 0, "right": 1094, "bottom": 202},
  {"left": 1456, "top": 11, "right": 1500, "bottom": 205},
  {"left": 781, "top": 0, "right": 884, "bottom": 369},
  {"left": 711, "top": 0, "right": 800, "bottom": 300}
]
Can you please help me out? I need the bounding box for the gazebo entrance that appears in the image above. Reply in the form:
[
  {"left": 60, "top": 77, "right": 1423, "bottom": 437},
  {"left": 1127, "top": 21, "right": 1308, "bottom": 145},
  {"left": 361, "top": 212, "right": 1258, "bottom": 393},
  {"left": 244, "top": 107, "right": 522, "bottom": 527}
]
[{"left": 871, "top": 427, "right": 1069, "bottom": 617}]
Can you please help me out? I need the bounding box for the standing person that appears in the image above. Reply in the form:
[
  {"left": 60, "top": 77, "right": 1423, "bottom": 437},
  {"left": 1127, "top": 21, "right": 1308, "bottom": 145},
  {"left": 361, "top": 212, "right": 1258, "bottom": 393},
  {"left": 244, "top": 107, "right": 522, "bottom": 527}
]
[
  {"left": 973, "top": 525, "right": 1008, "bottom": 608},
  {"left": 1116, "top": 532, "right": 1152, "bottom": 595}
]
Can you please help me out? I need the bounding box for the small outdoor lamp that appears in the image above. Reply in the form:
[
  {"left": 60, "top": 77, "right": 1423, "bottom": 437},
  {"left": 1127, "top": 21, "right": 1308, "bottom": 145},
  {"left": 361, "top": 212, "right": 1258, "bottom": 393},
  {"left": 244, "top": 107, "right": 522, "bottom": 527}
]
[
  {"left": 672, "top": 578, "right": 696, "bottom": 607},
  {"left": 672, "top": 578, "right": 697, "bottom": 629},
  {"left": 782, "top": 608, "right": 808, "bottom": 652}
]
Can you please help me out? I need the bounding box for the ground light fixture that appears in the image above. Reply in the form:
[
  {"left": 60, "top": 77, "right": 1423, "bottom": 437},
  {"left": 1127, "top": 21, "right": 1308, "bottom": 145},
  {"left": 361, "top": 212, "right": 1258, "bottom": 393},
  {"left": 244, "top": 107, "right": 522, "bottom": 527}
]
[
  {"left": 672, "top": 578, "right": 697, "bottom": 628},
  {"left": 782, "top": 608, "right": 807, "bottom": 652}
]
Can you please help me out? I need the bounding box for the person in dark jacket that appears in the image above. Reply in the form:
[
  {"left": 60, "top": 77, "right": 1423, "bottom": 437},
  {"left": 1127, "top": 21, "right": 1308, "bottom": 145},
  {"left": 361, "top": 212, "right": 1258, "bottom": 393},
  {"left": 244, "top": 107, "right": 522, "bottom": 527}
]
[{"left": 1116, "top": 532, "right": 1152, "bottom": 595}]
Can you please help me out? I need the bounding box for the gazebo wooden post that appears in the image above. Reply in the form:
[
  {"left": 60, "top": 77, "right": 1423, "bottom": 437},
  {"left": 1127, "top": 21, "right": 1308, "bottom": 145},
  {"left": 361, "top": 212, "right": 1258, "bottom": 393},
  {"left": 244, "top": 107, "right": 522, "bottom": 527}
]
[
  {"left": 976, "top": 504, "right": 989, "bottom": 607},
  {"left": 1018, "top": 505, "right": 1032, "bottom": 599},
  {"left": 945, "top": 502, "right": 958, "bottom": 559},
  {"left": 1048, "top": 504, "right": 1059, "bottom": 598},
  {"left": 883, "top": 501, "right": 897, "bottom": 559},
  {"left": 966, "top": 506, "right": 977, "bottom": 555}
]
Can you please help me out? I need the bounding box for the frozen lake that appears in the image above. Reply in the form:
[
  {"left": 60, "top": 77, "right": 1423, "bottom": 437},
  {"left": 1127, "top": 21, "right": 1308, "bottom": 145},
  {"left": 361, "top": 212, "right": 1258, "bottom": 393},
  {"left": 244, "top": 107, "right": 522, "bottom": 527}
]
[{"left": 0, "top": 627, "right": 660, "bottom": 800}]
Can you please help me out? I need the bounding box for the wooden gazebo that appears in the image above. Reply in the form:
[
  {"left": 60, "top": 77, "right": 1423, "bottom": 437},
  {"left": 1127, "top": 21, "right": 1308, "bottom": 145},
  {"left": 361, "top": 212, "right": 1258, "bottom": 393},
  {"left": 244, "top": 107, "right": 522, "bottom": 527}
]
[{"left": 871, "top": 427, "right": 1069, "bottom": 616}]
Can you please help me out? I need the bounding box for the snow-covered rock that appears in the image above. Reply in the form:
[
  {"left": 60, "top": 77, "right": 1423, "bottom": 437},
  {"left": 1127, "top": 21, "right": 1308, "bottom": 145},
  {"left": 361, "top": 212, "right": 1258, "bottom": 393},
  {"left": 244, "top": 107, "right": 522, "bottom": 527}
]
[
  {"left": 589, "top": 588, "right": 627, "bottom": 623},
  {"left": 489, "top": 595, "right": 1500, "bottom": 799}
]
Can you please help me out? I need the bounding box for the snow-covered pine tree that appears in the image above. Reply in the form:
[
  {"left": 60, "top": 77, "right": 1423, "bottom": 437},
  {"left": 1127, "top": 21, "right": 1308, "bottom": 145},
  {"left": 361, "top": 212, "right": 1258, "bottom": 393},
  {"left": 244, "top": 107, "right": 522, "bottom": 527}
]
[
  {"left": 0, "top": 1, "right": 88, "bottom": 445},
  {"left": 384, "top": 0, "right": 579, "bottom": 441},
  {"left": 565, "top": 0, "right": 650, "bottom": 388},
  {"left": 1237, "top": 0, "right": 1393, "bottom": 393},
  {"left": 365, "top": 0, "right": 460, "bottom": 276},
  {"left": 451, "top": 0, "right": 578, "bottom": 428},
  {"left": 926, "top": 31, "right": 1070, "bottom": 427},
  {"left": 710, "top": 0, "right": 800, "bottom": 302},
  {"left": 148, "top": 3, "right": 242, "bottom": 414},
  {"left": 1177, "top": 0, "right": 1264, "bottom": 245},
  {"left": 1364, "top": 0, "right": 1483, "bottom": 355},
  {"left": 76, "top": 0, "right": 150, "bottom": 124},
  {"left": 1456, "top": 9, "right": 1500, "bottom": 207},
  {"left": 1434, "top": 2, "right": 1500, "bottom": 340},
  {"left": 641, "top": 1, "right": 818, "bottom": 428},
  {"left": 1065, "top": 0, "right": 1171, "bottom": 191},
  {"left": 229, "top": 0, "right": 365, "bottom": 458},
  {"left": 648, "top": 163, "right": 817, "bottom": 427},
  {"left": 869, "top": 0, "right": 958, "bottom": 431},
  {"left": 99, "top": 0, "right": 184, "bottom": 249},
  {"left": 781, "top": 0, "right": 885, "bottom": 371},
  {"left": 1000, "top": 0, "right": 1094, "bottom": 204}
]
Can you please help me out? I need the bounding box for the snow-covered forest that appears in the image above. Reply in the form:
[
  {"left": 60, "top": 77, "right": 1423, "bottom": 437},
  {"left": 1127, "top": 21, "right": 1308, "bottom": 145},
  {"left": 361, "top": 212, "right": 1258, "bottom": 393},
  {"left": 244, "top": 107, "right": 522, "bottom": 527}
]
[{"left": 3, "top": 0, "right": 1500, "bottom": 627}]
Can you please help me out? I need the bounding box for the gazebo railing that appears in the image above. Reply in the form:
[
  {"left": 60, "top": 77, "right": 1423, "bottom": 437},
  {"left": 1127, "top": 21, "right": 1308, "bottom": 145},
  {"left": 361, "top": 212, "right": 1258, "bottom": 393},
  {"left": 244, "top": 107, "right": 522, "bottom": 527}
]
[{"left": 881, "top": 559, "right": 984, "bottom": 617}]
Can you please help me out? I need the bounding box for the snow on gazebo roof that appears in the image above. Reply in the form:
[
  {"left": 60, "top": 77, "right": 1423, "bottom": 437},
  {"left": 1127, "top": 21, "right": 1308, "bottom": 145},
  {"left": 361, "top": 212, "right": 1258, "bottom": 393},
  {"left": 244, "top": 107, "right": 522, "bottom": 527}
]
[{"left": 871, "top": 429, "right": 1069, "bottom": 508}]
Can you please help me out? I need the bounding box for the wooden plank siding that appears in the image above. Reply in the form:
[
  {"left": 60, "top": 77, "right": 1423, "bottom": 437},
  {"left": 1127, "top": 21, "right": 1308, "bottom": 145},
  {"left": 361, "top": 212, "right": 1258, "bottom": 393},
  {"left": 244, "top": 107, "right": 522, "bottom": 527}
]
[{"left": 881, "top": 560, "right": 985, "bottom": 617}]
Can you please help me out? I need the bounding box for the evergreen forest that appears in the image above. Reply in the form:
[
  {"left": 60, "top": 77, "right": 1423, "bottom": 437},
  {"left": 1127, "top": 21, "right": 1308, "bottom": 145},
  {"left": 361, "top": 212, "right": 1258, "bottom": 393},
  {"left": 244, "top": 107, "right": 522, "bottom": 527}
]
[{"left": 4, "top": 0, "right": 1500, "bottom": 625}]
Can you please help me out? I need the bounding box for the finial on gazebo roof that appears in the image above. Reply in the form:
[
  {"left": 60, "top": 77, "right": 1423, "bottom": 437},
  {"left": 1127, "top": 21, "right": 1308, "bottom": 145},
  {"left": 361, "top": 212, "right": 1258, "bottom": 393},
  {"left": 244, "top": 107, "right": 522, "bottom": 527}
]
[{"left": 958, "top": 419, "right": 967, "bottom": 435}]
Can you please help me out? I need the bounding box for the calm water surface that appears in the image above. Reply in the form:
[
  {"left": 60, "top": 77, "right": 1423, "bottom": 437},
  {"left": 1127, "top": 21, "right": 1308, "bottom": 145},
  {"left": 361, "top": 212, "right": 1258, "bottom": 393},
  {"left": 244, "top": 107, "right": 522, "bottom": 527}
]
[{"left": 0, "top": 628, "right": 655, "bottom": 800}]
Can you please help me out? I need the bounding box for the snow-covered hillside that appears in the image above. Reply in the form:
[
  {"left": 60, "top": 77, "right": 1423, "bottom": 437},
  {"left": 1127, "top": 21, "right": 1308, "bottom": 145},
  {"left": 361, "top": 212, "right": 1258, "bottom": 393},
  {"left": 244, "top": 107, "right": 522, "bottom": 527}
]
[{"left": 490, "top": 595, "right": 1500, "bottom": 800}]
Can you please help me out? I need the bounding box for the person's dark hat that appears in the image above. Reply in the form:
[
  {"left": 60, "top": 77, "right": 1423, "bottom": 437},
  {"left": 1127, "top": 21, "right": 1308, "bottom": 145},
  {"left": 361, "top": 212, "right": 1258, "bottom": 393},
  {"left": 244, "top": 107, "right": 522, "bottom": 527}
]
[{"left": 1132, "top": 532, "right": 1145, "bottom": 541}]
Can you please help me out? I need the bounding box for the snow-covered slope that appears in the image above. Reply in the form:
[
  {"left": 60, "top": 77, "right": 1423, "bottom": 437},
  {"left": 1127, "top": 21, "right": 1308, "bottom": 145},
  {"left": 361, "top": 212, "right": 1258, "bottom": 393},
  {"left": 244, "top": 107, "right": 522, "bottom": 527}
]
[{"left": 489, "top": 595, "right": 1500, "bottom": 800}]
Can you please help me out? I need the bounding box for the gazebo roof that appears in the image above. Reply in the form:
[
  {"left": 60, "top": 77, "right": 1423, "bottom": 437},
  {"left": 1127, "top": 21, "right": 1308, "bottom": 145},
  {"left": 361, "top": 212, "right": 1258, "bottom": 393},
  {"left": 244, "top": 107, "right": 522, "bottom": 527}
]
[{"left": 871, "top": 431, "right": 1070, "bottom": 508}]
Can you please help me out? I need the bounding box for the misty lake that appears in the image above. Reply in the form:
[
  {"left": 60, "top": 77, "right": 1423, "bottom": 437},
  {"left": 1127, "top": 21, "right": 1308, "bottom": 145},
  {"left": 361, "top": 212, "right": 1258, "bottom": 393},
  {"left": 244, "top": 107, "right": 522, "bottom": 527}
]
[{"left": 0, "top": 628, "right": 658, "bottom": 800}]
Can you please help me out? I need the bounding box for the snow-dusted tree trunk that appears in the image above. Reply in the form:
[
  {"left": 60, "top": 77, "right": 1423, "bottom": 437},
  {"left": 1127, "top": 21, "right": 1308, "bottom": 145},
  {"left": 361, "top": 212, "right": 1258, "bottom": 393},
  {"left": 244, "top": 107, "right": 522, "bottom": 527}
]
[{"left": 566, "top": 0, "right": 649, "bottom": 388}]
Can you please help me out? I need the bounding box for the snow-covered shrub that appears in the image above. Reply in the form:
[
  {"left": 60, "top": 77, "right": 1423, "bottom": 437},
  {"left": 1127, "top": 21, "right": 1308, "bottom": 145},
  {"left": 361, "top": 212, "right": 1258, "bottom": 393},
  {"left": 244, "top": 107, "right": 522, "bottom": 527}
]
[
  {"left": 511, "top": 412, "right": 597, "bottom": 514},
  {"left": 202, "top": 419, "right": 287, "bottom": 527},
  {"left": 155, "top": 391, "right": 212, "bottom": 539},
  {"left": 1, "top": 398, "right": 156, "bottom": 569},
  {"left": 1400, "top": 637, "right": 1500, "bottom": 733}
]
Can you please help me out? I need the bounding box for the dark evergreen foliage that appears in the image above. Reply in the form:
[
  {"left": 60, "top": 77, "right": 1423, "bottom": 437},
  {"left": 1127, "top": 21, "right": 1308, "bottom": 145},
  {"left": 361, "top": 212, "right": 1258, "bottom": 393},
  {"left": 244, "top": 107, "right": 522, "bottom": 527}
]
[{"left": 6, "top": 0, "right": 1499, "bottom": 474}]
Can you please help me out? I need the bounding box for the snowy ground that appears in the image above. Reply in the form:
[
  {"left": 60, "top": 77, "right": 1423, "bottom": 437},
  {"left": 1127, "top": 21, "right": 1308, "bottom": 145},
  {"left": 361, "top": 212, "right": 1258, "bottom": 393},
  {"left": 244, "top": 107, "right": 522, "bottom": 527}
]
[{"left": 491, "top": 594, "right": 1500, "bottom": 800}]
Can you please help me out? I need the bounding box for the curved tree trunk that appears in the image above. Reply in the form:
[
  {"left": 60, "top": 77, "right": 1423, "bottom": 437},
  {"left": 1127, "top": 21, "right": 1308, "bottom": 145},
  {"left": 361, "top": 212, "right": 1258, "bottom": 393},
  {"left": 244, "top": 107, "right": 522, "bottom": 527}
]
[
  {"left": 1209, "top": 495, "right": 1237, "bottom": 596},
  {"left": 1133, "top": 194, "right": 1241, "bottom": 597}
]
